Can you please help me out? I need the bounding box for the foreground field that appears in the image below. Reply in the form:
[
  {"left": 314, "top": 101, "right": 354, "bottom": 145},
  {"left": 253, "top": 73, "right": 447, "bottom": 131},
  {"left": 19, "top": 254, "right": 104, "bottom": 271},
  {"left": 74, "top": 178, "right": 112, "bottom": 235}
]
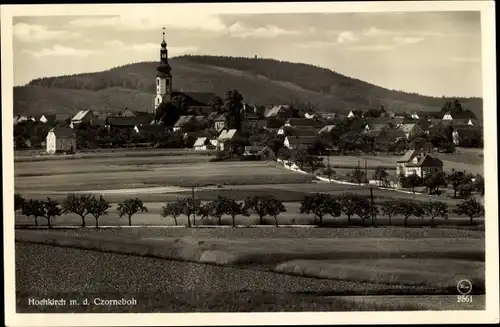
[{"left": 15, "top": 227, "right": 485, "bottom": 312}]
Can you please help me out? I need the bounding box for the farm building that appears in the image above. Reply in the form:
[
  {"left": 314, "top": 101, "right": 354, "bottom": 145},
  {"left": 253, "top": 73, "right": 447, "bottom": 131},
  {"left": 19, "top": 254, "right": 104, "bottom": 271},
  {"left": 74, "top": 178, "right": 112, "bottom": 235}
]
[
  {"left": 214, "top": 114, "right": 227, "bottom": 131},
  {"left": 278, "top": 125, "right": 317, "bottom": 137},
  {"left": 105, "top": 117, "right": 150, "bottom": 133},
  {"left": 217, "top": 129, "right": 238, "bottom": 151},
  {"left": 396, "top": 149, "right": 443, "bottom": 178},
  {"left": 70, "top": 110, "right": 95, "bottom": 128},
  {"left": 193, "top": 137, "right": 216, "bottom": 150},
  {"left": 243, "top": 146, "right": 276, "bottom": 160},
  {"left": 46, "top": 127, "right": 77, "bottom": 154},
  {"left": 173, "top": 115, "right": 196, "bottom": 132},
  {"left": 318, "top": 125, "right": 336, "bottom": 134},
  {"left": 399, "top": 123, "right": 425, "bottom": 139},
  {"left": 284, "top": 135, "right": 316, "bottom": 150}
]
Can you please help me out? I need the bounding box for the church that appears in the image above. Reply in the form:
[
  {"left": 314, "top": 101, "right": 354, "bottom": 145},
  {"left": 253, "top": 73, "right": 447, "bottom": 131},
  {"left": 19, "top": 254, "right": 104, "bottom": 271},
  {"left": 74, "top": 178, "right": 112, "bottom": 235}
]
[{"left": 153, "top": 29, "right": 218, "bottom": 116}]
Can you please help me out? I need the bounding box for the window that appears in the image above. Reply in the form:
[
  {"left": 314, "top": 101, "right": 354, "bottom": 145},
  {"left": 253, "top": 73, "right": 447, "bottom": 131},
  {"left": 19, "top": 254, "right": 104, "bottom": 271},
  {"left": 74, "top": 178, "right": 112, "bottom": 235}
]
[
  {"left": 157, "top": 79, "right": 159, "bottom": 86},
  {"left": 166, "top": 79, "right": 170, "bottom": 86}
]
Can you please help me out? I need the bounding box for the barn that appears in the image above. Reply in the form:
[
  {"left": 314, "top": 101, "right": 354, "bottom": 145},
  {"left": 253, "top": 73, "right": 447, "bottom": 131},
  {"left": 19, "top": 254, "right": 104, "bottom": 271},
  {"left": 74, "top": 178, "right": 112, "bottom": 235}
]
[{"left": 46, "top": 127, "right": 77, "bottom": 154}]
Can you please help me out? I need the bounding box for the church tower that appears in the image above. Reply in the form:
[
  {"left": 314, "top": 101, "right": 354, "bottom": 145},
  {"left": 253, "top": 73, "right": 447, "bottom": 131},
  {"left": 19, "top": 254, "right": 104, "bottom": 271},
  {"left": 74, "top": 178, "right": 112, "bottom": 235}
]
[{"left": 154, "top": 27, "right": 172, "bottom": 112}]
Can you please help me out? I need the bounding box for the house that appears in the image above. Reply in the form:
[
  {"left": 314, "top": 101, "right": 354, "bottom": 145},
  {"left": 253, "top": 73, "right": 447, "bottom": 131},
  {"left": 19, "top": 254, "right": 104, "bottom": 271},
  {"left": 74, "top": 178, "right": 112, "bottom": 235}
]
[
  {"left": 46, "top": 127, "right": 77, "bottom": 154},
  {"left": 171, "top": 91, "right": 219, "bottom": 115},
  {"left": 452, "top": 127, "right": 483, "bottom": 146},
  {"left": 318, "top": 125, "right": 336, "bottom": 135},
  {"left": 214, "top": 114, "right": 227, "bottom": 131},
  {"left": 396, "top": 150, "right": 443, "bottom": 178},
  {"left": 193, "top": 137, "right": 216, "bottom": 150},
  {"left": 243, "top": 146, "right": 276, "bottom": 160},
  {"left": 442, "top": 110, "right": 477, "bottom": 121},
  {"left": 283, "top": 135, "right": 317, "bottom": 150},
  {"left": 216, "top": 129, "right": 238, "bottom": 151},
  {"left": 399, "top": 123, "right": 425, "bottom": 139},
  {"left": 304, "top": 113, "right": 316, "bottom": 119},
  {"left": 264, "top": 105, "right": 295, "bottom": 119},
  {"left": 105, "top": 116, "right": 150, "bottom": 133},
  {"left": 70, "top": 110, "right": 96, "bottom": 128},
  {"left": 278, "top": 125, "right": 317, "bottom": 137},
  {"left": 173, "top": 115, "right": 196, "bottom": 132},
  {"left": 241, "top": 112, "right": 266, "bottom": 131}
]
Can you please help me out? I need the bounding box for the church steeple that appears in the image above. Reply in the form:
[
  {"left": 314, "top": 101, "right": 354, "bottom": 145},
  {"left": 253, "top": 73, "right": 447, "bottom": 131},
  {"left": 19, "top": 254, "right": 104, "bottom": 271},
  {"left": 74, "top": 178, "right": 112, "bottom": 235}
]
[{"left": 154, "top": 27, "right": 172, "bottom": 112}]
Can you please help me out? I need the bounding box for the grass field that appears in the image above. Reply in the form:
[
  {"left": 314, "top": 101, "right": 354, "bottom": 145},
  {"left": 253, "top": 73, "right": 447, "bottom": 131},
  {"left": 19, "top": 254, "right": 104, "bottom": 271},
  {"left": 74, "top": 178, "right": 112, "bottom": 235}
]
[
  {"left": 15, "top": 227, "right": 485, "bottom": 311},
  {"left": 323, "top": 147, "right": 484, "bottom": 177}
]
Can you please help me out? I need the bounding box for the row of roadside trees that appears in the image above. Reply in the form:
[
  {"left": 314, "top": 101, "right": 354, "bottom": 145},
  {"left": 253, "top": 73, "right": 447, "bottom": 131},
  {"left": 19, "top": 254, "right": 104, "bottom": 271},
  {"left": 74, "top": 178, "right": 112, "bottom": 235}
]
[{"left": 15, "top": 193, "right": 485, "bottom": 228}]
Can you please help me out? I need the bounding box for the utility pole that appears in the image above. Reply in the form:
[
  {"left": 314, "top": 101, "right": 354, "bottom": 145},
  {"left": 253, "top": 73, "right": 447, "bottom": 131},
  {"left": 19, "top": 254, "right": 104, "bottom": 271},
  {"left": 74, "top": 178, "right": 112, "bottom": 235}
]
[
  {"left": 370, "top": 187, "right": 376, "bottom": 227},
  {"left": 192, "top": 186, "right": 196, "bottom": 225}
]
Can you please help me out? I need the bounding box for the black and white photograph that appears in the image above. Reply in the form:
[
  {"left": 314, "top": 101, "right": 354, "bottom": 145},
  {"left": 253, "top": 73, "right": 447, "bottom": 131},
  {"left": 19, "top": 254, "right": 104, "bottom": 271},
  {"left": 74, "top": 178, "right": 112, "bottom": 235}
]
[{"left": 2, "top": 2, "right": 498, "bottom": 325}]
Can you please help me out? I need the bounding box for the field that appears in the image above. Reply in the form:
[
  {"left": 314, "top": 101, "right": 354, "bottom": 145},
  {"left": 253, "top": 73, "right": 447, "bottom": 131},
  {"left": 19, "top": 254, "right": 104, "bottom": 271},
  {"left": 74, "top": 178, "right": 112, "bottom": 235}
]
[
  {"left": 323, "top": 147, "right": 484, "bottom": 178},
  {"left": 15, "top": 227, "right": 485, "bottom": 312}
]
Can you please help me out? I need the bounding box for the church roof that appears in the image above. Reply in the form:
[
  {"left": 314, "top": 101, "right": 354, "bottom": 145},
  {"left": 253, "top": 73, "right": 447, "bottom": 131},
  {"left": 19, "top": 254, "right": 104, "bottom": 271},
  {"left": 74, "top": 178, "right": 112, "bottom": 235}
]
[{"left": 172, "top": 91, "right": 218, "bottom": 106}]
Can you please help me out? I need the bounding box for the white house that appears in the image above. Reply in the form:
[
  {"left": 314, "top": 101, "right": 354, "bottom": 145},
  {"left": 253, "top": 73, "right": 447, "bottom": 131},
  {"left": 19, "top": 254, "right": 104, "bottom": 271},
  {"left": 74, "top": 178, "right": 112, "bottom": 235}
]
[
  {"left": 442, "top": 112, "right": 453, "bottom": 120},
  {"left": 214, "top": 114, "right": 227, "bottom": 131},
  {"left": 70, "top": 110, "right": 95, "bottom": 128},
  {"left": 193, "top": 137, "right": 216, "bottom": 150},
  {"left": 396, "top": 149, "right": 443, "bottom": 178},
  {"left": 46, "top": 127, "right": 77, "bottom": 154},
  {"left": 216, "top": 129, "right": 238, "bottom": 151}
]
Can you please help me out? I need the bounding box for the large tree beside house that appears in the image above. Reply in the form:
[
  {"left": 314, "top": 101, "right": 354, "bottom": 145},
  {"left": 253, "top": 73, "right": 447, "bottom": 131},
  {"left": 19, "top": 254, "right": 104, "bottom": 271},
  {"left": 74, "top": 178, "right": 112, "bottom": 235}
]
[{"left": 224, "top": 89, "right": 243, "bottom": 130}]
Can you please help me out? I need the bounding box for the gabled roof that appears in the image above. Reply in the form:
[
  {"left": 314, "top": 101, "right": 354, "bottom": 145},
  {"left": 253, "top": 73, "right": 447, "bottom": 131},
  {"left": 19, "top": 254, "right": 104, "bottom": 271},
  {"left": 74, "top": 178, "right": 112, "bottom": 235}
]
[
  {"left": 214, "top": 114, "right": 226, "bottom": 122},
  {"left": 318, "top": 125, "right": 336, "bottom": 134},
  {"left": 400, "top": 123, "right": 419, "bottom": 134},
  {"left": 106, "top": 116, "right": 149, "bottom": 126},
  {"left": 72, "top": 110, "right": 92, "bottom": 121},
  {"left": 418, "top": 111, "right": 442, "bottom": 119},
  {"left": 217, "top": 129, "right": 238, "bottom": 141},
  {"left": 172, "top": 91, "right": 218, "bottom": 106},
  {"left": 174, "top": 115, "right": 196, "bottom": 127},
  {"left": 265, "top": 105, "right": 292, "bottom": 118},
  {"left": 397, "top": 149, "right": 417, "bottom": 163},
  {"left": 193, "top": 137, "right": 210, "bottom": 147},
  {"left": 49, "top": 127, "right": 76, "bottom": 138},
  {"left": 405, "top": 154, "right": 443, "bottom": 167},
  {"left": 377, "top": 129, "right": 406, "bottom": 141},
  {"left": 365, "top": 130, "right": 381, "bottom": 138},
  {"left": 445, "top": 110, "right": 477, "bottom": 120},
  {"left": 367, "top": 123, "right": 388, "bottom": 131}
]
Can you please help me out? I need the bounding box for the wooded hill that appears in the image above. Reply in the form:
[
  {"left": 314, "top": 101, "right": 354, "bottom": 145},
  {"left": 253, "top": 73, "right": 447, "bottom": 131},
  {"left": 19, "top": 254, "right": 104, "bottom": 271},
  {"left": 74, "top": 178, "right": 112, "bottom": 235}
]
[{"left": 15, "top": 55, "right": 482, "bottom": 117}]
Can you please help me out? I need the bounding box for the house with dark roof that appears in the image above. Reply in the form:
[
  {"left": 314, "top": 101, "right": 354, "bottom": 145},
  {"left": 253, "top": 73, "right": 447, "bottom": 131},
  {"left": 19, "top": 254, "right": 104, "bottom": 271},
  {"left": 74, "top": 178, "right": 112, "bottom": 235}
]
[
  {"left": 46, "top": 127, "right": 76, "bottom": 154},
  {"left": 283, "top": 135, "right": 317, "bottom": 150},
  {"left": 214, "top": 114, "right": 227, "bottom": 131},
  {"left": 442, "top": 110, "right": 477, "bottom": 121},
  {"left": 264, "top": 105, "right": 295, "bottom": 119},
  {"left": 105, "top": 116, "right": 151, "bottom": 133},
  {"left": 70, "top": 110, "right": 95, "bottom": 128},
  {"left": 241, "top": 111, "right": 266, "bottom": 131},
  {"left": 243, "top": 146, "right": 276, "bottom": 160},
  {"left": 193, "top": 137, "right": 216, "bottom": 150},
  {"left": 396, "top": 149, "right": 443, "bottom": 178},
  {"left": 173, "top": 115, "right": 196, "bottom": 132},
  {"left": 452, "top": 127, "right": 483, "bottom": 147},
  {"left": 278, "top": 125, "right": 317, "bottom": 137},
  {"left": 171, "top": 91, "right": 219, "bottom": 115},
  {"left": 399, "top": 123, "right": 425, "bottom": 139}
]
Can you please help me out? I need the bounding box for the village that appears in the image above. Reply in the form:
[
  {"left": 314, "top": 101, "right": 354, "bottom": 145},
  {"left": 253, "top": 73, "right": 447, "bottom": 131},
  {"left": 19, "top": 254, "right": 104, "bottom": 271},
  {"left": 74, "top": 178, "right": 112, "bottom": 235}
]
[{"left": 10, "top": 7, "right": 491, "bottom": 316}]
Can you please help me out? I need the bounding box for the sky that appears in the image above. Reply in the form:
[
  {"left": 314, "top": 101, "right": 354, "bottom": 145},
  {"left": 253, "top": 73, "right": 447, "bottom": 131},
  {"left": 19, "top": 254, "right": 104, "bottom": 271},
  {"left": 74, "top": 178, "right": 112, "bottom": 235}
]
[{"left": 12, "top": 8, "right": 483, "bottom": 97}]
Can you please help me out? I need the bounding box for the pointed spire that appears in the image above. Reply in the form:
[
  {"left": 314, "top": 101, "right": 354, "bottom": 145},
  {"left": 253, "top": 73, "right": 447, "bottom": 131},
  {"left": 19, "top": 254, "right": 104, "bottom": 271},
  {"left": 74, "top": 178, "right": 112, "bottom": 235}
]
[{"left": 161, "top": 27, "right": 167, "bottom": 48}]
